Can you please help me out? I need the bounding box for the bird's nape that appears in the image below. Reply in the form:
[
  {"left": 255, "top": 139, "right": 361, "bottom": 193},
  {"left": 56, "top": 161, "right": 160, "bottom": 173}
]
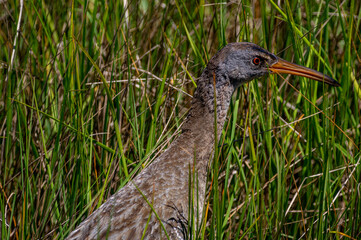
[{"left": 269, "top": 58, "right": 341, "bottom": 87}]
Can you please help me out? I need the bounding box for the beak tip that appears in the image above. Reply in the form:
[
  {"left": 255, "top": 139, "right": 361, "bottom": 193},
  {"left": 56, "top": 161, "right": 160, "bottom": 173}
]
[
  {"left": 333, "top": 80, "right": 341, "bottom": 87},
  {"left": 327, "top": 76, "right": 341, "bottom": 87}
]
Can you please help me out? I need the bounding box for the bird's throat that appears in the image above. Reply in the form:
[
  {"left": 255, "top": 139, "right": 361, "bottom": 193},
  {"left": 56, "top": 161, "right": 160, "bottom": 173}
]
[{"left": 181, "top": 77, "right": 234, "bottom": 179}]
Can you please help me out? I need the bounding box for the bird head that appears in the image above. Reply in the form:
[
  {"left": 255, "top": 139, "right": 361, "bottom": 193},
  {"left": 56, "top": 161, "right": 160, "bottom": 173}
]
[{"left": 207, "top": 42, "right": 340, "bottom": 89}]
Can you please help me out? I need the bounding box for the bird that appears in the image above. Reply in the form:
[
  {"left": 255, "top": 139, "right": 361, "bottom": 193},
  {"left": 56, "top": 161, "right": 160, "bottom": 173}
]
[{"left": 66, "top": 42, "right": 340, "bottom": 240}]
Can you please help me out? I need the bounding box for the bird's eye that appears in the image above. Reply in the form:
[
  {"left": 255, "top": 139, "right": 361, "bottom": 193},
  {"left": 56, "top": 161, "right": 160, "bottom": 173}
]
[{"left": 253, "top": 57, "right": 261, "bottom": 65}]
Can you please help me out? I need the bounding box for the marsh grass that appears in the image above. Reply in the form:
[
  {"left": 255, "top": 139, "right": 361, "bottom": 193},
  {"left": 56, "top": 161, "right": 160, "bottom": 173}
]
[{"left": 1, "top": 0, "right": 361, "bottom": 239}]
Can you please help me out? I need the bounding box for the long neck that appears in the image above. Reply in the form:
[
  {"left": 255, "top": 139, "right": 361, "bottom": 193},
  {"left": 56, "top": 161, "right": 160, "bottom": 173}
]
[
  {"left": 180, "top": 70, "right": 234, "bottom": 179},
  {"left": 142, "top": 70, "right": 235, "bottom": 223}
]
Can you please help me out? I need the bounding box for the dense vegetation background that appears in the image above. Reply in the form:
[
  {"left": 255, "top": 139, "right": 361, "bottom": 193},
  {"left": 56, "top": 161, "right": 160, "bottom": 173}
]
[{"left": 1, "top": 0, "right": 360, "bottom": 239}]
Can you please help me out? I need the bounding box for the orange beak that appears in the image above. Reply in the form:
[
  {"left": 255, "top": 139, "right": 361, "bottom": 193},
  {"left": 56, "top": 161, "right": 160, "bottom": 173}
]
[{"left": 269, "top": 59, "right": 340, "bottom": 87}]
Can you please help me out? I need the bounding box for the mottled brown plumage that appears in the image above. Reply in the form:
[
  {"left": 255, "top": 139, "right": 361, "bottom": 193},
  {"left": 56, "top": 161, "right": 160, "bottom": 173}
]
[{"left": 66, "top": 42, "right": 339, "bottom": 240}]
